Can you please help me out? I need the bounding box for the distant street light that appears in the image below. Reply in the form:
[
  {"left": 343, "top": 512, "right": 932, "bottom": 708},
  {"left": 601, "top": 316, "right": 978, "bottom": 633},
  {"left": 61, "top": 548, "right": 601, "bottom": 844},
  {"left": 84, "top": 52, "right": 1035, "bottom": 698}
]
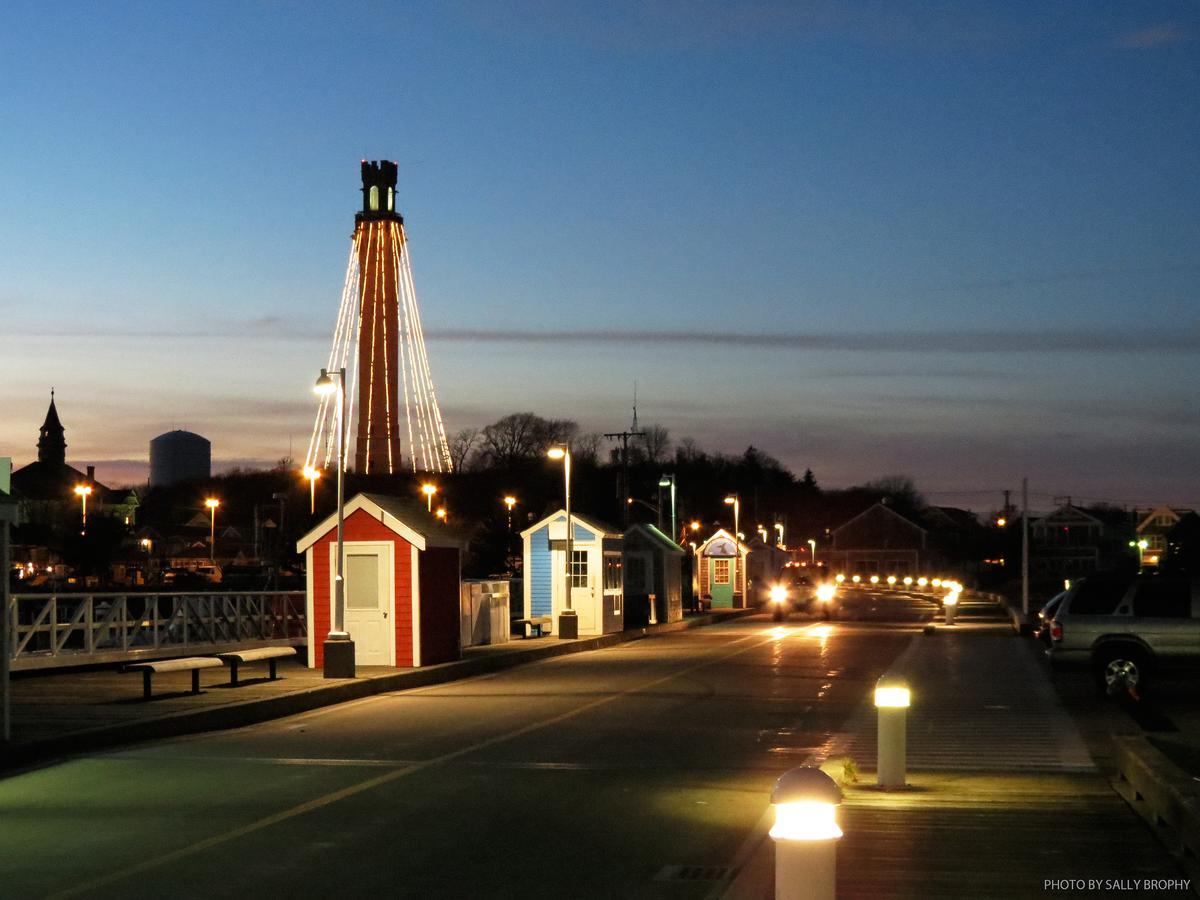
[
  {"left": 303, "top": 466, "right": 321, "bottom": 514},
  {"left": 724, "top": 495, "right": 740, "bottom": 541},
  {"left": 503, "top": 495, "right": 517, "bottom": 529},
  {"left": 421, "top": 482, "right": 438, "bottom": 512},
  {"left": 775, "top": 522, "right": 785, "bottom": 547},
  {"left": 314, "top": 366, "right": 353, "bottom": 678},
  {"left": 1129, "top": 538, "right": 1149, "bottom": 571},
  {"left": 807, "top": 538, "right": 816, "bottom": 564},
  {"left": 435, "top": 507, "right": 447, "bottom": 521},
  {"left": 758, "top": 525, "right": 769, "bottom": 543},
  {"left": 74, "top": 484, "right": 93, "bottom": 535},
  {"left": 547, "top": 444, "right": 576, "bottom": 638},
  {"left": 204, "top": 497, "right": 220, "bottom": 561},
  {"left": 140, "top": 537, "right": 152, "bottom": 579},
  {"left": 657, "top": 474, "right": 677, "bottom": 539}
]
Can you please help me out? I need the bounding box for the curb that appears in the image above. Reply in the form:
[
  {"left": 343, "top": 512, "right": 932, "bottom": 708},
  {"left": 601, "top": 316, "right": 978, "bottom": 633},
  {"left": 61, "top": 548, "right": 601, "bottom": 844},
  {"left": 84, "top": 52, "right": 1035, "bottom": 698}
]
[
  {"left": 1111, "top": 734, "right": 1200, "bottom": 886},
  {"left": 0, "top": 608, "right": 755, "bottom": 771}
]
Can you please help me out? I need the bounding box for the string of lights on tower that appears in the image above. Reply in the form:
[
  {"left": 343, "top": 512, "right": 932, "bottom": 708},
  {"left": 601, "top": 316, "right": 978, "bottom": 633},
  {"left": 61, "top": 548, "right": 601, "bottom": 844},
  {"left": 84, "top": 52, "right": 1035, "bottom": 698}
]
[{"left": 305, "top": 161, "right": 452, "bottom": 476}]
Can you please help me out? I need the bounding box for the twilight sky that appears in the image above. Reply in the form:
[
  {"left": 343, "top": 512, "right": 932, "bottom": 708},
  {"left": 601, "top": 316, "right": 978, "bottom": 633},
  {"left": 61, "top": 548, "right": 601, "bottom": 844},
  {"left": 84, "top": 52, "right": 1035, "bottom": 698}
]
[{"left": 2, "top": 1, "right": 1198, "bottom": 511}]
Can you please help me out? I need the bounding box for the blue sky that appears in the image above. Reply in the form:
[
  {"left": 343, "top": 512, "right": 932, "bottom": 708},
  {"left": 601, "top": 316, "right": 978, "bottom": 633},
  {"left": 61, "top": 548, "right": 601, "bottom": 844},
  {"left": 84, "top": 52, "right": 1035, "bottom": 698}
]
[{"left": 1, "top": 1, "right": 1198, "bottom": 509}]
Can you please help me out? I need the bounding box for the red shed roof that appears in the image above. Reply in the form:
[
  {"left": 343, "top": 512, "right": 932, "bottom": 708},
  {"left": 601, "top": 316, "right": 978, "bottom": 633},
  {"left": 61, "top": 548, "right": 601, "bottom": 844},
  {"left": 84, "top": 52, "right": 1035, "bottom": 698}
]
[{"left": 296, "top": 492, "right": 465, "bottom": 554}]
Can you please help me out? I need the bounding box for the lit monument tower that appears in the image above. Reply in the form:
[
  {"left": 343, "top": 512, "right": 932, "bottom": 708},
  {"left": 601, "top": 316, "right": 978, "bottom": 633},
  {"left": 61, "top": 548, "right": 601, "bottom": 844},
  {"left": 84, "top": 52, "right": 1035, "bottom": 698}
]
[{"left": 306, "top": 161, "right": 452, "bottom": 475}]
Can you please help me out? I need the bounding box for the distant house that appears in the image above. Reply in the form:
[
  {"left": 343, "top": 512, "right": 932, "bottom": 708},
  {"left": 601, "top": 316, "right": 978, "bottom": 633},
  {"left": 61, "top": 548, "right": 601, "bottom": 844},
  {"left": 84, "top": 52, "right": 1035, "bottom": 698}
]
[
  {"left": 1135, "top": 507, "right": 1194, "bottom": 568},
  {"left": 1029, "top": 504, "right": 1132, "bottom": 577},
  {"left": 824, "top": 502, "right": 937, "bottom": 576}
]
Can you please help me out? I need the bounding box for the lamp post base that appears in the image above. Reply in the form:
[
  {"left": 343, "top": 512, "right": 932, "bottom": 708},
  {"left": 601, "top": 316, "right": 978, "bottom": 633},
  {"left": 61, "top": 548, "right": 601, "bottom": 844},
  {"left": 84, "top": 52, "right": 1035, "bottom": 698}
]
[
  {"left": 323, "top": 638, "right": 356, "bottom": 678},
  {"left": 558, "top": 610, "right": 578, "bottom": 640}
]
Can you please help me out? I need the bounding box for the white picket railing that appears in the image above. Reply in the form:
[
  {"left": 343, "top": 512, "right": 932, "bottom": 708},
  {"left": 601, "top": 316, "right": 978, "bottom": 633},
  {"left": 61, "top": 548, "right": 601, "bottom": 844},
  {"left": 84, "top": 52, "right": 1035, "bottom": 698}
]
[{"left": 6, "top": 592, "right": 306, "bottom": 671}]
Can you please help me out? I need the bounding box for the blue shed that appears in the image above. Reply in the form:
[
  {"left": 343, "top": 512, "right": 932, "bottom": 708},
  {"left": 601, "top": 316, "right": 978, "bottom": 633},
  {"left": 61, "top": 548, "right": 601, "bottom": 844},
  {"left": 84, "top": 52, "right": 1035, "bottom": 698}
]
[{"left": 521, "top": 510, "right": 624, "bottom": 637}]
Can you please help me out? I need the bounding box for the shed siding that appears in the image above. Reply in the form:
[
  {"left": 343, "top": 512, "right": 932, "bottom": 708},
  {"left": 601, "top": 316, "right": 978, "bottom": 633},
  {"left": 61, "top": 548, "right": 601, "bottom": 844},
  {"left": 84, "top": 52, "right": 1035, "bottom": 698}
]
[
  {"left": 419, "top": 546, "right": 461, "bottom": 665},
  {"left": 530, "top": 529, "right": 553, "bottom": 618}
]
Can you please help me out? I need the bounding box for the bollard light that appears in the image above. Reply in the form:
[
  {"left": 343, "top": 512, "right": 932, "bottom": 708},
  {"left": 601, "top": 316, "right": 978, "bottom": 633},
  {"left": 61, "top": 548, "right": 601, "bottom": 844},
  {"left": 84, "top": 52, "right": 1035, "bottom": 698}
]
[
  {"left": 869, "top": 574, "right": 880, "bottom": 585},
  {"left": 875, "top": 674, "right": 910, "bottom": 789},
  {"left": 931, "top": 578, "right": 942, "bottom": 588},
  {"left": 917, "top": 576, "right": 928, "bottom": 587},
  {"left": 770, "top": 767, "right": 843, "bottom": 900},
  {"left": 835, "top": 573, "right": 845, "bottom": 584},
  {"left": 943, "top": 589, "right": 959, "bottom": 626},
  {"left": 886, "top": 575, "right": 897, "bottom": 587},
  {"left": 903, "top": 576, "right": 913, "bottom": 586},
  {"left": 851, "top": 574, "right": 861, "bottom": 584}
]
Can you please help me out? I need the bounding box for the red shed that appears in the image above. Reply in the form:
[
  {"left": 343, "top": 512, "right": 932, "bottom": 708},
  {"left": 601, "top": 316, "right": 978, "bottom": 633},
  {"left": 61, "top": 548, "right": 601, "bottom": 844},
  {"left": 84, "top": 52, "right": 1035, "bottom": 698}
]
[{"left": 296, "top": 492, "right": 463, "bottom": 669}]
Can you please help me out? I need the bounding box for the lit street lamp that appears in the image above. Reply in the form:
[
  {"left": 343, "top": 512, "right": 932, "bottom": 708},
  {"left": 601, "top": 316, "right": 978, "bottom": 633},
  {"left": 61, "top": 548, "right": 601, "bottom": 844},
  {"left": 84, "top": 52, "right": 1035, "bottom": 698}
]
[
  {"left": 421, "top": 482, "right": 438, "bottom": 512},
  {"left": 1129, "top": 538, "right": 1149, "bottom": 571},
  {"left": 74, "top": 484, "right": 92, "bottom": 535},
  {"left": 303, "top": 466, "right": 321, "bottom": 514},
  {"left": 807, "top": 538, "right": 816, "bottom": 565},
  {"left": 724, "top": 494, "right": 741, "bottom": 540},
  {"left": 547, "top": 444, "right": 576, "bottom": 639},
  {"left": 140, "top": 538, "right": 152, "bottom": 579},
  {"left": 314, "top": 366, "right": 353, "bottom": 678},
  {"left": 657, "top": 474, "right": 676, "bottom": 540},
  {"left": 774, "top": 522, "right": 785, "bottom": 547},
  {"left": 204, "top": 497, "right": 220, "bottom": 561}
]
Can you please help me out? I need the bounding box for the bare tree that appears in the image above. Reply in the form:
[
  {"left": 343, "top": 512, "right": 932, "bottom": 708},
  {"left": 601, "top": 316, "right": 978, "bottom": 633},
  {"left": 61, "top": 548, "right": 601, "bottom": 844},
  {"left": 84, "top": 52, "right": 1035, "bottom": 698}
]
[
  {"left": 448, "top": 428, "right": 479, "bottom": 472},
  {"left": 573, "top": 431, "right": 604, "bottom": 464},
  {"left": 479, "top": 413, "right": 579, "bottom": 467},
  {"left": 637, "top": 424, "right": 671, "bottom": 464}
]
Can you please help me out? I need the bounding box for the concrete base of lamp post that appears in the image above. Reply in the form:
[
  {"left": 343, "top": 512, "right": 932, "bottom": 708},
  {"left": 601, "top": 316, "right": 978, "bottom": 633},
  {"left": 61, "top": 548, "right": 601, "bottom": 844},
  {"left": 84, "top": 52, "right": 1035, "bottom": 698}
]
[
  {"left": 323, "top": 638, "right": 356, "bottom": 678},
  {"left": 877, "top": 706, "right": 907, "bottom": 789},
  {"left": 557, "top": 610, "right": 578, "bottom": 640},
  {"left": 776, "top": 837, "right": 837, "bottom": 900}
]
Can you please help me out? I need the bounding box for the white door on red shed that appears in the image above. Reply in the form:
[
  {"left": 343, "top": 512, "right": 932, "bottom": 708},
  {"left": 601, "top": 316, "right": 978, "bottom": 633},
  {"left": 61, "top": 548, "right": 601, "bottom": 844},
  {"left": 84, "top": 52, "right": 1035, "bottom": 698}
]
[{"left": 332, "top": 542, "right": 394, "bottom": 666}]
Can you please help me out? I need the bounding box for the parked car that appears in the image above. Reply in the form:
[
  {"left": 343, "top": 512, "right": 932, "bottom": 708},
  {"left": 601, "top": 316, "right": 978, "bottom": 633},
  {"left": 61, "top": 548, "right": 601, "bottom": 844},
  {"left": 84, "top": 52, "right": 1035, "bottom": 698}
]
[
  {"left": 1033, "top": 591, "right": 1067, "bottom": 648},
  {"left": 1047, "top": 574, "right": 1200, "bottom": 694}
]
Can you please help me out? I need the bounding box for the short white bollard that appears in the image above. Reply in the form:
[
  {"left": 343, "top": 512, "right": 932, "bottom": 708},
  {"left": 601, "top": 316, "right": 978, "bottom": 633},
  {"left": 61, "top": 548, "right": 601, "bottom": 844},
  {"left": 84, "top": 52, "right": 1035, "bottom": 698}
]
[
  {"left": 943, "top": 589, "right": 959, "bottom": 626},
  {"left": 770, "top": 767, "right": 843, "bottom": 900},
  {"left": 875, "top": 676, "right": 910, "bottom": 790}
]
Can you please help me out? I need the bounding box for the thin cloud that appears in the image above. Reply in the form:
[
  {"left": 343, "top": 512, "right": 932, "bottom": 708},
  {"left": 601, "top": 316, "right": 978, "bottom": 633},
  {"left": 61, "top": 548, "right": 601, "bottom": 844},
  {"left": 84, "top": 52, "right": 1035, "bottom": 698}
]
[
  {"left": 925, "top": 262, "right": 1200, "bottom": 292},
  {"left": 428, "top": 327, "right": 1200, "bottom": 354},
  {"left": 1117, "top": 22, "right": 1189, "bottom": 49}
]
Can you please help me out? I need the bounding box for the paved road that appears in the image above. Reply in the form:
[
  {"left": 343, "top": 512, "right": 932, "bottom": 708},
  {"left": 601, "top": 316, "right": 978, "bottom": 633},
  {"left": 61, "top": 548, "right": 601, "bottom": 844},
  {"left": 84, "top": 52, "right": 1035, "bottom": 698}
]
[{"left": 0, "top": 593, "right": 932, "bottom": 899}]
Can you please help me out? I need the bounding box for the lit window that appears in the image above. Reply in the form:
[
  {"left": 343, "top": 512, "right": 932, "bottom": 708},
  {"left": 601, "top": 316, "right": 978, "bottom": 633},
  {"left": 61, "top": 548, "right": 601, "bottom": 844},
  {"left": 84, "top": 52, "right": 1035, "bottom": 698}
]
[
  {"left": 714, "top": 558, "right": 731, "bottom": 584},
  {"left": 369, "top": 185, "right": 379, "bottom": 211},
  {"left": 570, "top": 550, "right": 588, "bottom": 588},
  {"left": 387, "top": 186, "right": 394, "bottom": 211}
]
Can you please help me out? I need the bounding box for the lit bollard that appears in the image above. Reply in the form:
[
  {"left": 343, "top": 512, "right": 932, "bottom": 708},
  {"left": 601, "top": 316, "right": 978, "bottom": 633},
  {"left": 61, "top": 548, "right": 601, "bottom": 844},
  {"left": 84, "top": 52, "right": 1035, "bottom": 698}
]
[
  {"left": 943, "top": 589, "right": 959, "bottom": 626},
  {"left": 770, "top": 766, "right": 843, "bottom": 900},
  {"left": 875, "top": 676, "right": 910, "bottom": 790}
]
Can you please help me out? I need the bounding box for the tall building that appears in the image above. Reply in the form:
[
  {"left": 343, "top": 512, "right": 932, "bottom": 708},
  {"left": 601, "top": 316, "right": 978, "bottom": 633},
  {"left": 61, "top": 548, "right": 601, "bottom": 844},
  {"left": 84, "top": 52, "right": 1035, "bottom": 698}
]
[{"left": 149, "top": 430, "right": 211, "bottom": 487}]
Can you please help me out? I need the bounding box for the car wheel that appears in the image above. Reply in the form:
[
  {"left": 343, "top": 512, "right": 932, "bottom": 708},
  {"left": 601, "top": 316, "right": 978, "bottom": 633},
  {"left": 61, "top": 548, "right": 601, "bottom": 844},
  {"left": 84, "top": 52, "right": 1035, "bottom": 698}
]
[{"left": 1094, "top": 647, "right": 1149, "bottom": 695}]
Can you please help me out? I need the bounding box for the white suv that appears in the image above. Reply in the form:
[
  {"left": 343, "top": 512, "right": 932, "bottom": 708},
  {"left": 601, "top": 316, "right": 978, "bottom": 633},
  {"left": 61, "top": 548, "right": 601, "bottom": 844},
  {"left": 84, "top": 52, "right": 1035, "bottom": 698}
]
[{"left": 1047, "top": 574, "right": 1200, "bottom": 694}]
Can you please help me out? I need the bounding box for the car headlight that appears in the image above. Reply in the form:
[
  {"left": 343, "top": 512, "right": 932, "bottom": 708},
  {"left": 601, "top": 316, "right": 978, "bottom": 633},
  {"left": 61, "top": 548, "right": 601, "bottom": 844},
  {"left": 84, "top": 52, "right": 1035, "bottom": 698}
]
[
  {"left": 769, "top": 585, "right": 788, "bottom": 604},
  {"left": 816, "top": 584, "right": 835, "bottom": 603}
]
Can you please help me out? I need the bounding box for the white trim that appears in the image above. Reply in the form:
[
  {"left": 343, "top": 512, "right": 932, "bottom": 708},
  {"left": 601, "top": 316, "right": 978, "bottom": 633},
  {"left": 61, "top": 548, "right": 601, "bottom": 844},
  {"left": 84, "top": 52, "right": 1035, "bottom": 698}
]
[
  {"left": 411, "top": 543, "right": 422, "bottom": 667},
  {"left": 521, "top": 508, "right": 619, "bottom": 540},
  {"left": 297, "top": 494, "right": 428, "bottom": 553},
  {"left": 305, "top": 547, "right": 315, "bottom": 669},
  {"left": 523, "top": 530, "right": 533, "bottom": 625}
]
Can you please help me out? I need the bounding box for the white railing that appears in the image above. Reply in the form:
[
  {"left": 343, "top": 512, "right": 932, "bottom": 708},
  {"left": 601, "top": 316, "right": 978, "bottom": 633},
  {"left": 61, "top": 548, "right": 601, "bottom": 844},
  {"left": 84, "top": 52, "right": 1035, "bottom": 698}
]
[{"left": 6, "top": 592, "right": 307, "bottom": 671}]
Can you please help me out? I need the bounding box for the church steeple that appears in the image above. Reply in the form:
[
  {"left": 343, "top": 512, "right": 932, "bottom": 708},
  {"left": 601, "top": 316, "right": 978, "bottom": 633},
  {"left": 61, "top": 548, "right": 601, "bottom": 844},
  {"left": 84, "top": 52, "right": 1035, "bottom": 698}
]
[{"left": 37, "top": 389, "right": 66, "bottom": 466}]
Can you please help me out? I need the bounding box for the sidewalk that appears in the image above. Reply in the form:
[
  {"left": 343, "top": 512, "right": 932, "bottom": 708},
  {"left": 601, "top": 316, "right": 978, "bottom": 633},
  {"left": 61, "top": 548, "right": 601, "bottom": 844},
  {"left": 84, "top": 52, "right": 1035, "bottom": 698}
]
[
  {"left": 1, "top": 608, "right": 751, "bottom": 771},
  {"left": 723, "top": 601, "right": 1193, "bottom": 899}
]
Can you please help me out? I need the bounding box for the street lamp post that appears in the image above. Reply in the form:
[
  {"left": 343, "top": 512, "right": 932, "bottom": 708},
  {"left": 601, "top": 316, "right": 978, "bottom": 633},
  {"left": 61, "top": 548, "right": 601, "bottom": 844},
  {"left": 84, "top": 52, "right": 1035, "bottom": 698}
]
[
  {"left": 314, "top": 367, "right": 354, "bottom": 678},
  {"left": 204, "top": 498, "right": 220, "bottom": 561},
  {"left": 547, "top": 444, "right": 576, "bottom": 639},
  {"left": 421, "top": 483, "right": 438, "bottom": 512},
  {"left": 774, "top": 522, "right": 785, "bottom": 548},
  {"left": 657, "top": 474, "right": 677, "bottom": 540},
  {"left": 503, "top": 495, "right": 517, "bottom": 574},
  {"left": 74, "top": 484, "right": 92, "bottom": 535},
  {"left": 303, "top": 466, "right": 321, "bottom": 514},
  {"left": 807, "top": 538, "right": 817, "bottom": 565},
  {"left": 724, "top": 494, "right": 740, "bottom": 540},
  {"left": 1130, "top": 539, "right": 1149, "bottom": 571},
  {"left": 140, "top": 538, "right": 152, "bottom": 582}
]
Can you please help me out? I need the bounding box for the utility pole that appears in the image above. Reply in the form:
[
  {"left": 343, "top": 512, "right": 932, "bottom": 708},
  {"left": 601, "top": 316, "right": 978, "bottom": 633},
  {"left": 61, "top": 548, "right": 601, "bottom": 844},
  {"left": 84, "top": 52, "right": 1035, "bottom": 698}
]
[
  {"left": 1022, "top": 478, "right": 1030, "bottom": 620},
  {"left": 606, "top": 386, "right": 646, "bottom": 528}
]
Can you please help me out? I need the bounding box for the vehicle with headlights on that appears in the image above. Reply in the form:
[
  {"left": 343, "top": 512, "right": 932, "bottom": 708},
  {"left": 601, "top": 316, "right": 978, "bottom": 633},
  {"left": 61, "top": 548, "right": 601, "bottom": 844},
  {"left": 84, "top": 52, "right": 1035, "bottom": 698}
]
[{"left": 765, "top": 568, "right": 839, "bottom": 621}]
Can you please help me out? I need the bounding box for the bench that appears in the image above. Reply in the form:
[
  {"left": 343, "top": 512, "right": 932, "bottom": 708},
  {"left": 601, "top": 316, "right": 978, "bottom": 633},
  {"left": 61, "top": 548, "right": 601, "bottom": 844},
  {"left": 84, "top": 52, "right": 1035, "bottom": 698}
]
[
  {"left": 514, "top": 616, "right": 553, "bottom": 638},
  {"left": 124, "top": 657, "right": 224, "bottom": 699},
  {"left": 216, "top": 647, "right": 298, "bottom": 685}
]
